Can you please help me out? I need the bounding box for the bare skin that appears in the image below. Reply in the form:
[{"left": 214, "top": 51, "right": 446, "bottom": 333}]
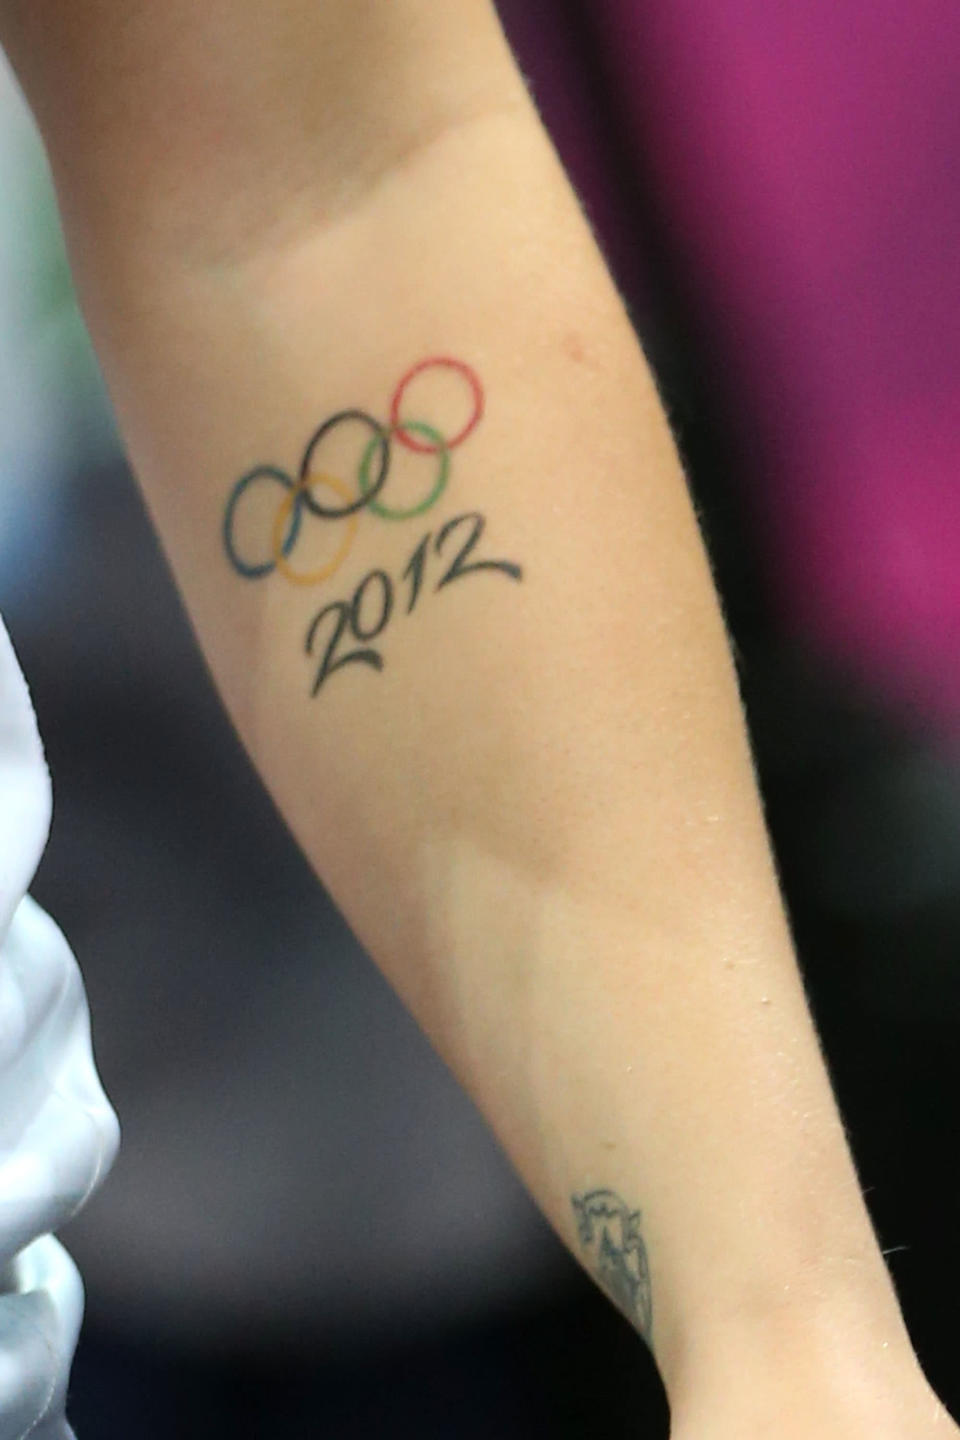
[{"left": 0, "top": 2, "right": 955, "bottom": 1432}]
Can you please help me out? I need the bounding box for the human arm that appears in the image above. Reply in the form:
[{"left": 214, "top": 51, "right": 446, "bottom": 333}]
[{"left": 0, "top": 1, "right": 953, "bottom": 1429}]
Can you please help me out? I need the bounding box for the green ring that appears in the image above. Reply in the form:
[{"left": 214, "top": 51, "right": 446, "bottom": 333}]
[{"left": 358, "top": 421, "right": 450, "bottom": 520}]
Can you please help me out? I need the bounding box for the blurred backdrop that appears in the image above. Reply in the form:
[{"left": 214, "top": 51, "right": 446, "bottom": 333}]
[{"left": 1, "top": 2, "right": 958, "bottom": 1435}]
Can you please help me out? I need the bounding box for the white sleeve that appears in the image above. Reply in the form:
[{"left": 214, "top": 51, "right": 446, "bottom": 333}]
[{"left": 0, "top": 618, "right": 120, "bottom": 1440}]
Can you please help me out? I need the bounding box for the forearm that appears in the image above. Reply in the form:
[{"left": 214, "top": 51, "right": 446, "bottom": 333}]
[
  {"left": 2, "top": 0, "right": 923, "bottom": 1408},
  {"left": 0, "top": 0, "right": 518, "bottom": 263}
]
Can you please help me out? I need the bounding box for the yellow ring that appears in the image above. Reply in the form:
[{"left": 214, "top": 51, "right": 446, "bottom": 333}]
[{"left": 272, "top": 472, "right": 359, "bottom": 587}]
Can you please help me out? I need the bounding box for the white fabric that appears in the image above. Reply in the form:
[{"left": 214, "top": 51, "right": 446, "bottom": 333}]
[{"left": 0, "top": 617, "right": 119, "bottom": 1440}]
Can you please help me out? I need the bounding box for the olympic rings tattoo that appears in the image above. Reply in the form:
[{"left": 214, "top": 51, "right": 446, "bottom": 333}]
[{"left": 223, "top": 357, "right": 484, "bottom": 586}]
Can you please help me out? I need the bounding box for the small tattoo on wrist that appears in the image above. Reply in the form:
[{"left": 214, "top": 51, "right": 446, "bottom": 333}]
[{"left": 572, "top": 1188, "right": 653, "bottom": 1345}]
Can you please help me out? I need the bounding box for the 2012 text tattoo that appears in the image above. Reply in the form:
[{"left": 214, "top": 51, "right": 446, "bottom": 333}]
[{"left": 222, "top": 356, "right": 523, "bottom": 695}]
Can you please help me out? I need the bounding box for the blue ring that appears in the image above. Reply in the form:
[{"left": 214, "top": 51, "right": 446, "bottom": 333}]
[{"left": 224, "top": 465, "right": 303, "bottom": 579}]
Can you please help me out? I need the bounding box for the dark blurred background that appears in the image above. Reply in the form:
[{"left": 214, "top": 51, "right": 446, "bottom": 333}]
[{"left": 1, "top": 2, "right": 959, "bottom": 1435}]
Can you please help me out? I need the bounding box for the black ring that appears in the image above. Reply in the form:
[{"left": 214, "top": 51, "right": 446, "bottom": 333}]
[{"left": 298, "top": 409, "right": 391, "bottom": 519}]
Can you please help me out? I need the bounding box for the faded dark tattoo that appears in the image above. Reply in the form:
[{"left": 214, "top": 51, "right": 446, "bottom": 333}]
[{"left": 572, "top": 1189, "right": 653, "bottom": 1344}]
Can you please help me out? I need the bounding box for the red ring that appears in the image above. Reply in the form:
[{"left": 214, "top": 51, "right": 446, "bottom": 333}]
[{"left": 389, "top": 356, "right": 485, "bottom": 454}]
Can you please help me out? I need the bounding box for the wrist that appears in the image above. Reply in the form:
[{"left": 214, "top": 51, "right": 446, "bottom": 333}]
[
  {"left": 665, "top": 1278, "right": 930, "bottom": 1428},
  {"left": 671, "top": 1361, "right": 954, "bottom": 1440}
]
